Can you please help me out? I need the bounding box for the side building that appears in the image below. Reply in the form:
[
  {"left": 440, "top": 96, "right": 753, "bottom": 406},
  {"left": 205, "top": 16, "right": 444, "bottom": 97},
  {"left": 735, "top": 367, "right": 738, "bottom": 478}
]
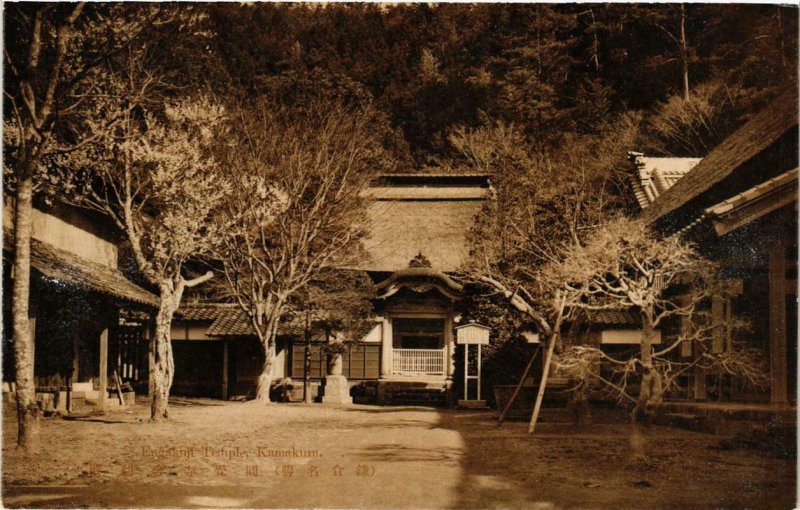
[
  {"left": 2, "top": 200, "right": 158, "bottom": 412},
  {"left": 634, "top": 87, "right": 798, "bottom": 406}
]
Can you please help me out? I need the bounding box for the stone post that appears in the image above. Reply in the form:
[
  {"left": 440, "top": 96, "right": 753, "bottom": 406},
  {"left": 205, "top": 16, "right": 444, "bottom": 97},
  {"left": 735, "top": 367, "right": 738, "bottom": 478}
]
[
  {"left": 445, "top": 316, "right": 455, "bottom": 382},
  {"left": 380, "top": 317, "right": 392, "bottom": 378},
  {"left": 322, "top": 351, "right": 352, "bottom": 404}
]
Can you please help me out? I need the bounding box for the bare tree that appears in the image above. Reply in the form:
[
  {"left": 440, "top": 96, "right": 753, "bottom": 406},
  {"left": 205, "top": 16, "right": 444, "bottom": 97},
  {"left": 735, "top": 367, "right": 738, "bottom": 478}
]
[
  {"left": 57, "top": 53, "right": 229, "bottom": 419},
  {"left": 448, "top": 118, "right": 639, "bottom": 431},
  {"left": 215, "top": 99, "right": 394, "bottom": 402},
  {"left": 647, "top": 3, "right": 692, "bottom": 101},
  {"left": 544, "top": 217, "right": 767, "bottom": 458},
  {"left": 644, "top": 79, "right": 750, "bottom": 156},
  {"left": 2, "top": 3, "right": 197, "bottom": 447}
]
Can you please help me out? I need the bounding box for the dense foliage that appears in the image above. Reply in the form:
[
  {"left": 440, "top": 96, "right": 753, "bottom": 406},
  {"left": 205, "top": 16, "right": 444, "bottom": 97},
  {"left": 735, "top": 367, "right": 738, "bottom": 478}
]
[{"left": 206, "top": 3, "right": 796, "bottom": 163}]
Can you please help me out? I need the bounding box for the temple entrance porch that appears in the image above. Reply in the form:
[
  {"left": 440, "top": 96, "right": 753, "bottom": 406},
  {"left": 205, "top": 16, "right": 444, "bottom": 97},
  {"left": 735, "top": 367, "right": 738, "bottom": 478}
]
[{"left": 369, "top": 255, "right": 464, "bottom": 404}]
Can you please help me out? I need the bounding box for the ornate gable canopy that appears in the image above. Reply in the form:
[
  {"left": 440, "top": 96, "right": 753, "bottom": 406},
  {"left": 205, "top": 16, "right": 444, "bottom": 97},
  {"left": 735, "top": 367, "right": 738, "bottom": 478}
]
[{"left": 374, "top": 253, "right": 463, "bottom": 301}]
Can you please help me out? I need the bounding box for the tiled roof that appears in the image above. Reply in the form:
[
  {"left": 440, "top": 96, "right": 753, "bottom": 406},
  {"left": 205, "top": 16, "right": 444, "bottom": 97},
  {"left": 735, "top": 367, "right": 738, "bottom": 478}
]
[
  {"left": 3, "top": 228, "right": 158, "bottom": 307},
  {"left": 641, "top": 87, "right": 798, "bottom": 225},
  {"left": 206, "top": 308, "right": 253, "bottom": 337},
  {"left": 705, "top": 168, "right": 798, "bottom": 217},
  {"left": 582, "top": 309, "right": 641, "bottom": 327},
  {"left": 178, "top": 303, "right": 309, "bottom": 337},
  {"left": 178, "top": 303, "right": 253, "bottom": 336},
  {"left": 178, "top": 303, "right": 240, "bottom": 321},
  {"left": 628, "top": 154, "right": 703, "bottom": 210},
  {"left": 674, "top": 168, "right": 800, "bottom": 236}
]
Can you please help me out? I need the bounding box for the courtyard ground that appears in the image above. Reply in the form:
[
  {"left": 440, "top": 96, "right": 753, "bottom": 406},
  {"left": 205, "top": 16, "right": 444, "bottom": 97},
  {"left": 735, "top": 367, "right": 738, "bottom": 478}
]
[{"left": 2, "top": 399, "right": 796, "bottom": 509}]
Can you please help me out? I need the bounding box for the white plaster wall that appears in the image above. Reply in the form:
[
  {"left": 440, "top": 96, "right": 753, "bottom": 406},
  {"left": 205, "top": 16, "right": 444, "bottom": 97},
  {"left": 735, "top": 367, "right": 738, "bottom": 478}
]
[
  {"left": 360, "top": 323, "right": 383, "bottom": 343},
  {"left": 600, "top": 328, "right": 662, "bottom": 345},
  {"left": 273, "top": 347, "right": 286, "bottom": 379},
  {"left": 169, "top": 321, "right": 225, "bottom": 341},
  {"left": 4, "top": 201, "right": 118, "bottom": 268},
  {"left": 170, "top": 322, "right": 187, "bottom": 341}
]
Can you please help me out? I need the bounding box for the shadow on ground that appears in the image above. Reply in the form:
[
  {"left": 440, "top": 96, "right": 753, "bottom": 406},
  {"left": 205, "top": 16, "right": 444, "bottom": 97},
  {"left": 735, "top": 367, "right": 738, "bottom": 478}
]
[{"left": 435, "top": 407, "right": 797, "bottom": 509}]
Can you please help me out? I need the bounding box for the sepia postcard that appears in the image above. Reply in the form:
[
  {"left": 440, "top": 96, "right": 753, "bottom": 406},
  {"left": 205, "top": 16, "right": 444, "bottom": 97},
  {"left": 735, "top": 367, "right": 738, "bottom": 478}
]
[{"left": 2, "top": 2, "right": 797, "bottom": 509}]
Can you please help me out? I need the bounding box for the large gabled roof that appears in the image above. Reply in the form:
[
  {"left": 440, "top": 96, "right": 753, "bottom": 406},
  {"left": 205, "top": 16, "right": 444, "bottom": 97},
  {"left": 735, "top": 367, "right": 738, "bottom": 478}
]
[
  {"left": 359, "top": 174, "right": 490, "bottom": 272},
  {"left": 641, "top": 87, "right": 798, "bottom": 227}
]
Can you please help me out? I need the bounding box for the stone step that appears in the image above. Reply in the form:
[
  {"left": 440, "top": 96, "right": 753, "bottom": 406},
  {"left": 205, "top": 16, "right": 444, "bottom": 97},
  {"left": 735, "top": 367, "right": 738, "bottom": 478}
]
[
  {"left": 380, "top": 383, "right": 447, "bottom": 390},
  {"left": 383, "top": 389, "right": 447, "bottom": 396}
]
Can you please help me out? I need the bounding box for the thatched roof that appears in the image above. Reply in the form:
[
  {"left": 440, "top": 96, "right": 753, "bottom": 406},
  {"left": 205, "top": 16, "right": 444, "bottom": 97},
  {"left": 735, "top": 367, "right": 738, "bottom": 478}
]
[
  {"left": 641, "top": 87, "right": 799, "bottom": 228},
  {"left": 3, "top": 229, "right": 158, "bottom": 307},
  {"left": 359, "top": 174, "right": 490, "bottom": 272}
]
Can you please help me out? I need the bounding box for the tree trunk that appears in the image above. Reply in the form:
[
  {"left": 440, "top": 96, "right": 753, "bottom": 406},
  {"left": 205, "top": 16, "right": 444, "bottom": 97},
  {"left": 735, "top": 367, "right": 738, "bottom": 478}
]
[
  {"left": 679, "top": 3, "right": 690, "bottom": 101},
  {"left": 589, "top": 9, "right": 600, "bottom": 73},
  {"left": 12, "top": 173, "right": 40, "bottom": 451},
  {"left": 256, "top": 340, "right": 276, "bottom": 403},
  {"left": 303, "top": 321, "right": 312, "bottom": 404},
  {"left": 634, "top": 312, "right": 663, "bottom": 422},
  {"left": 302, "top": 308, "right": 314, "bottom": 404},
  {"left": 150, "top": 291, "right": 178, "bottom": 421},
  {"left": 569, "top": 380, "right": 592, "bottom": 428}
]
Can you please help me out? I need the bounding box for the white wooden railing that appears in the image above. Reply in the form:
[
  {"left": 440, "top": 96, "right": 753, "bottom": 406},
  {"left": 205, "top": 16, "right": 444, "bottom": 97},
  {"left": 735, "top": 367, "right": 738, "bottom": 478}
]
[{"left": 392, "top": 349, "right": 445, "bottom": 375}]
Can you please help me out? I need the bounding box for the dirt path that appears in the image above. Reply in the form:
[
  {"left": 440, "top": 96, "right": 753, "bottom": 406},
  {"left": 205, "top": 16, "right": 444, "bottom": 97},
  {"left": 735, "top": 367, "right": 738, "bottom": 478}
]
[{"left": 2, "top": 400, "right": 796, "bottom": 509}]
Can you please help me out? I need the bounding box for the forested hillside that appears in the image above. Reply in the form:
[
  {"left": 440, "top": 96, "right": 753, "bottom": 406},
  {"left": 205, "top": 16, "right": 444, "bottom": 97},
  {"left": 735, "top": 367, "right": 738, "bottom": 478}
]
[{"left": 206, "top": 3, "right": 797, "bottom": 167}]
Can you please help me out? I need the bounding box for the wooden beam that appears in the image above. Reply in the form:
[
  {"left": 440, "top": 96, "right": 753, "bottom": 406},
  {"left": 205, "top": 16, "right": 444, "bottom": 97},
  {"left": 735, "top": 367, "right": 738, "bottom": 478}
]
[
  {"left": 529, "top": 334, "right": 557, "bottom": 434},
  {"left": 72, "top": 331, "right": 80, "bottom": 382},
  {"left": 463, "top": 345, "right": 468, "bottom": 400},
  {"left": 693, "top": 365, "right": 707, "bottom": 400},
  {"left": 29, "top": 317, "right": 36, "bottom": 374},
  {"left": 769, "top": 242, "right": 788, "bottom": 404},
  {"left": 497, "top": 346, "right": 540, "bottom": 428},
  {"left": 99, "top": 328, "right": 108, "bottom": 413},
  {"left": 113, "top": 370, "right": 124, "bottom": 406}
]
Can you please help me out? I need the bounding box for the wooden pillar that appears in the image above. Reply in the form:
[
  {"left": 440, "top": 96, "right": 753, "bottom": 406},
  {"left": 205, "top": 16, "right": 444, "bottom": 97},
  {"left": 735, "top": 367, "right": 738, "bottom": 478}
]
[
  {"left": 445, "top": 316, "right": 455, "bottom": 381},
  {"left": 693, "top": 365, "right": 707, "bottom": 400},
  {"left": 72, "top": 331, "right": 80, "bottom": 382},
  {"left": 99, "top": 327, "right": 108, "bottom": 412},
  {"left": 380, "top": 318, "right": 392, "bottom": 378},
  {"left": 477, "top": 345, "right": 482, "bottom": 401},
  {"left": 222, "top": 340, "right": 229, "bottom": 400},
  {"left": 29, "top": 316, "right": 36, "bottom": 378},
  {"left": 463, "top": 345, "right": 469, "bottom": 400},
  {"left": 769, "top": 242, "right": 788, "bottom": 404}
]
